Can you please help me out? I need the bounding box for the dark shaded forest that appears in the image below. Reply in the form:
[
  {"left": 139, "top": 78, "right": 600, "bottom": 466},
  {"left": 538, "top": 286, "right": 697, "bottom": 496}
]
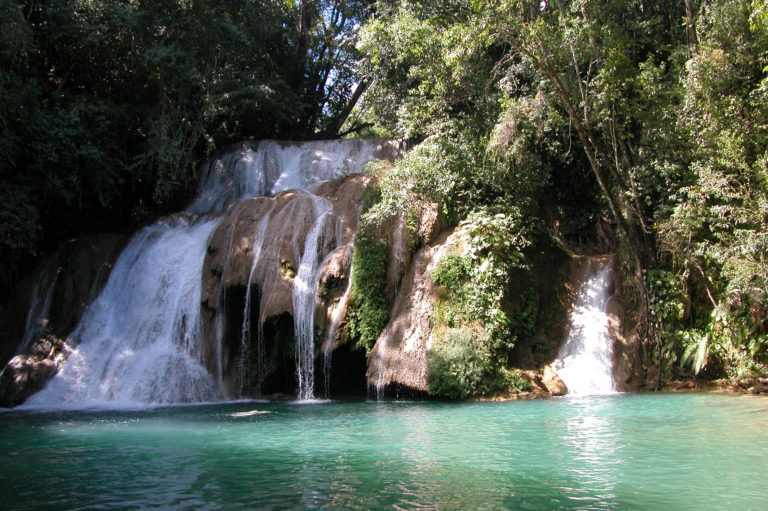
[{"left": 1, "top": 0, "right": 373, "bottom": 283}]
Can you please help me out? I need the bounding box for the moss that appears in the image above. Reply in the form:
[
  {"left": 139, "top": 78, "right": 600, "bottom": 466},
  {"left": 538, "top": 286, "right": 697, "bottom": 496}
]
[
  {"left": 346, "top": 183, "right": 390, "bottom": 355},
  {"left": 320, "top": 275, "right": 345, "bottom": 302},
  {"left": 280, "top": 258, "right": 295, "bottom": 279}
]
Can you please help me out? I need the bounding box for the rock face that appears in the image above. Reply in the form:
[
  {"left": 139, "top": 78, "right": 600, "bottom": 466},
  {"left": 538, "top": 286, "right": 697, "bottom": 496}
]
[
  {"left": 0, "top": 235, "right": 124, "bottom": 407},
  {"left": 200, "top": 175, "right": 368, "bottom": 395},
  {"left": 541, "top": 365, "right": 568, "bottom": 396},
  {"left": 608, "top": 297, "right": 645, "bottom": 391},
  {"left": 366, "top": 229, "right": 457, "bottom": 394}
]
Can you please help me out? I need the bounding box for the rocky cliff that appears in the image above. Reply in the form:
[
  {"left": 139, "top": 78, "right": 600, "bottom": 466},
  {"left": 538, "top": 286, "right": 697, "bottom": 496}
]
[{"left": 200, "top": 176, "right": 369, "bottom": 396}]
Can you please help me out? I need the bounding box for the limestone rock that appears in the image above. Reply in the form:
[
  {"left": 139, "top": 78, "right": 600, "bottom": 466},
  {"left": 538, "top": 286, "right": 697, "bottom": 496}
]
[
  {"left": 316, "top": 244, "right": 353, "bottom": 340},
  {"left": 367, "top": 229, "right": 456, "bottom": 392},
  {"left": 199, "top": 174, "right": 367, "bottom": 390},
  {"left": 417, "top": 202, "right": 449, "bottom": 246},
  {"left": 541, "top": 365, "right": 568, "bottom": 396}
]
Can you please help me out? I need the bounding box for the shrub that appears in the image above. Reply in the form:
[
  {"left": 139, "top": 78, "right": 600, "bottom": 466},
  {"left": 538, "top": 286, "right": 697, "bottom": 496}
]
[
  {"left": 509, "top": 369, "right": 533, "bottom": 393},
  {"left": 431, "top": 252, "right": 470, "bottom": 293},
  {"left": 426, "top": 329, "right": 510, "bottom": 399}
]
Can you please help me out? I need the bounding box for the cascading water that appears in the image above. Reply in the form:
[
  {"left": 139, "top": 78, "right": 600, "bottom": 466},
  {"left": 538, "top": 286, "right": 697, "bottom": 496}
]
[
  {"left": 321, "top": 251, "right": 354, "bottom": 399},
  {"left": 292, "top": 193, "right": 333, "bottom": 401},
  {"left": 188, "top": 139, "right": 398, "bottom": 213},
  {"left": 553, "top": 257, "right": 616, "bottom": 396},
  {"left": 239, "top": 206, "right": 274, "bottom": 397},
  {"left": 213, "top": 221, "right": 239, "bottom": 392},
  {"left": 18, "top": 264, "right": 60, "bottom": 354},
  {"left": 21, "top": 138, "right": 403, "bottom": 407},
  {"left": 26, "top": 216, "right": 222, "bottom": 407}
]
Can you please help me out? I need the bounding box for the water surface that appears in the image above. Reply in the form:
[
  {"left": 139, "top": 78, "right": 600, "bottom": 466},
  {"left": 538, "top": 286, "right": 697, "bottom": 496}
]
[{"left": 1, "top": 393, "right": 766, "bottom": 510}]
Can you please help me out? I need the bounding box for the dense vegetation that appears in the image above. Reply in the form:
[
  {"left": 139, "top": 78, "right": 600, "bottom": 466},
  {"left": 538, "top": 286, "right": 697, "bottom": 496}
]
[
  {"left": 3, "top": 0, "right": 768, "bottom": 393},
  {"left": 0, "top": 0, "right": 373, "bottom": 287},
  {"left": 356, "top": 0, "right": 768, "bottom": 390},
  {"left": 346, "top": 183, "right": 390, "bottom": 354}
]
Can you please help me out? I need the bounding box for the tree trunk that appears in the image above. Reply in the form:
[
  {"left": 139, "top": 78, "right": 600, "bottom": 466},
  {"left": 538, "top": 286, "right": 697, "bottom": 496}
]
[
  {"left": 320, "top": 79, "right": 370, "bottom": 138},
  {"left": 685, "top": 0, "right": 699, "bottom": 53}
]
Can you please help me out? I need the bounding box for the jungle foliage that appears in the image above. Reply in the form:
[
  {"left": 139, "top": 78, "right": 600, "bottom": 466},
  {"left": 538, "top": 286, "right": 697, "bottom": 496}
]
[
  {"left": 356, "top": 0, "right": 768, "bottom": 387},
  {"left": 346, "top": 183, "right": 390, "bottom": 354}
]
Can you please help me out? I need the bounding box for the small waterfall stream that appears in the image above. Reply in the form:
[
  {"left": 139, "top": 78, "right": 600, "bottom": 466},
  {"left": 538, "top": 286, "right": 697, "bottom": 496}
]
[
  {"left": 239, "top": 205, "right": 274, "bottom": 397},
  {"left": 292, "top": 194, "right": 333, "bottom": 401},
  {"left": 553, "top": 257, "right": 616, "bottom": 396},
  {"left": 321, "top": 252, "right": 354, "bottom": 399},
  {"left": 19, "top": 264, "right": 60, "bottom": 354}
]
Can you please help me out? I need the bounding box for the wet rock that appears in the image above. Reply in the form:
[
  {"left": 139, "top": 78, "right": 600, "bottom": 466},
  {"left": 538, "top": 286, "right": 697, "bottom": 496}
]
[
  {"left": 670, "top": 380, "right": 697, "bottom": 391},
  {"left": 0, "top": 337, "right": 71, "bottom": 407},
  {"left": 200, "top": 175, "right": 367, "bottom": 391},
  {"left": 541, "top": 365, "right": 568, "bottom": 396},
  {"left": 606, "top": 280, "right": 645, "bottom": 391},
  {"left": 0, "top": 234, "right": 123, "bottom": 368},
  {"left": 317, "top": 244, "right": 353, "bottom": 347}
]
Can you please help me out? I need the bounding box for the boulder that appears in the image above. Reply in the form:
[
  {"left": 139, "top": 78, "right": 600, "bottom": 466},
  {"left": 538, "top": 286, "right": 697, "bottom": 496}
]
[
  {"left": 541, "top": 365, "right": 568, "bottom": 396},
  {"left": 0, "top": 337, "right": 71, "bottom": 407}
]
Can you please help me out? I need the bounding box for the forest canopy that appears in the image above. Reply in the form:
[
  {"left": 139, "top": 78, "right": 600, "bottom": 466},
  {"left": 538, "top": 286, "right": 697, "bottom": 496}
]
[{"left": 0, "top": 0, "right": 373, "bottom": 282}]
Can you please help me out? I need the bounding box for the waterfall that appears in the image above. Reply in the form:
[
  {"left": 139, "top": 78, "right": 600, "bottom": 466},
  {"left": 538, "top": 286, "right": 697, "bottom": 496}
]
[
  {"left": 213, "top": 221, "right": 238, "bottom": 392},
  {"left": 292, "top": 193, "right": 333, "bottom": 401},
  {"left": 321, "top": 252, "right": 354, "bottom": 399},
  {"left": 18, "top": 264, "right": 60, "bottom": 354},
  {"left": 553, "top": 257, "right": 616, "bottom": 396},
  {"left": 239, "top": 206, "right": 275, "bottom": 396},
  {"left": 26, "top": 216, "right": 222, "bottom": 407},
  {"left": 188, "top": 139, "right": 403, "bottom": 214},
  {"left": 20, "top": 138, "right": 403, "bottom": 408}
]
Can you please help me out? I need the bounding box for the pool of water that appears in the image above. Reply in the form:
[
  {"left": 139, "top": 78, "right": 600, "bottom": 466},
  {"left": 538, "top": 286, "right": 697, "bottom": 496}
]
[{"left": 1, "top": 393, "right": 766, "bottom": 510}]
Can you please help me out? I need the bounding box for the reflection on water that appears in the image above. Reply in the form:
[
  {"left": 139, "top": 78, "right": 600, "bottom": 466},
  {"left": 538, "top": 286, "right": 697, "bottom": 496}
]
[
  {"left": 1, "top": 394, "right": 767, "bottom": 510},
  {"left": 560, "top": 397, "right": 622, "bottom": 507}
]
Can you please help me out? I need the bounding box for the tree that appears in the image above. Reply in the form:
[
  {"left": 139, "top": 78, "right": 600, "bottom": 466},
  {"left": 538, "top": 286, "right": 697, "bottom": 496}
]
[{"left": 0, "top": 0, "right": 377, "bottom": 291}]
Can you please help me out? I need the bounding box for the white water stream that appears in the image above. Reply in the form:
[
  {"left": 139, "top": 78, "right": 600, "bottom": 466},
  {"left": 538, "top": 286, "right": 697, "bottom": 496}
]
[
  {"left": 239, "top": 205, "right": 275, "bottom": 396},
  {"left": 321, "top": 251, "right": 354, "bottom": 399},
  {"left": 292, "top": 194, "right": 333, "bottom": 401},
  {"left": 26, "top": 216, "right": 222, "bottom": 407},
  {"left": 18, "top": 263, "right": 60, "bottom": 354},
  {"left": 553, "top": 257, "right": 616, "bottom": 396}
]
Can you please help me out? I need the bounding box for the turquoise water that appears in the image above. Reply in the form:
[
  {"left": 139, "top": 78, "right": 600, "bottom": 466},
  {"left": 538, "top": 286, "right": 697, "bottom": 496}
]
[{"left": 1, "top": 393, "right": 766, "bottom": 510}]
